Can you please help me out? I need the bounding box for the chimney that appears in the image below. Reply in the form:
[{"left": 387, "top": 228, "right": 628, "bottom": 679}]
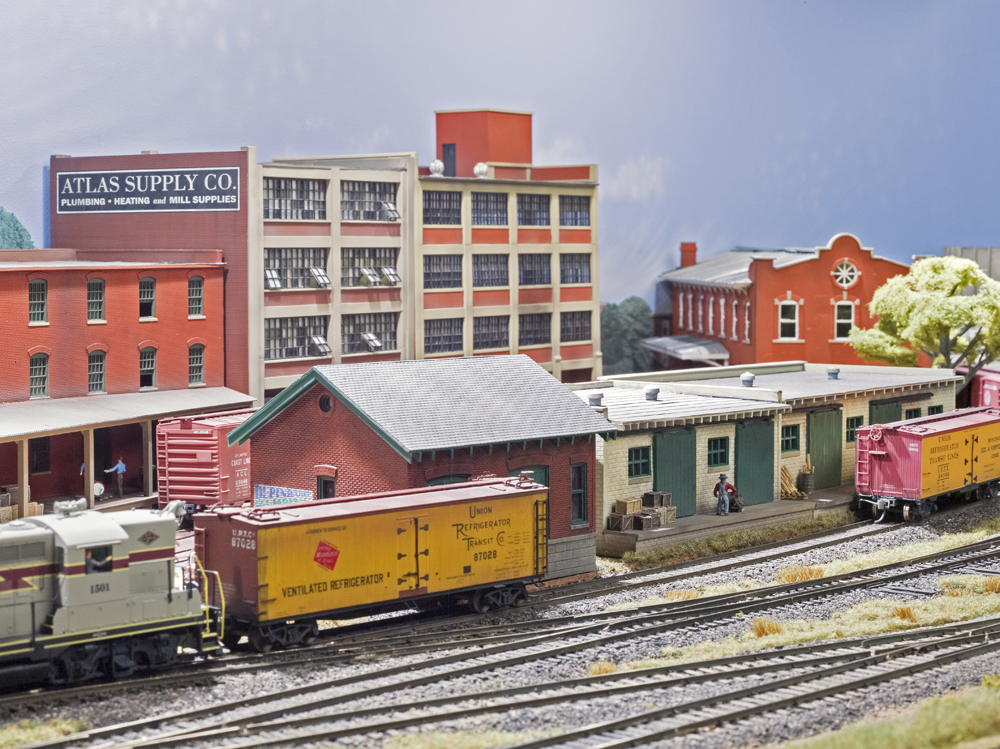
[
  {"left": 827, "top": 367, "right": 840, "bottom": 380},
  {"left": 680, "top": 242, "right": 698, "bottom": 268},
  {"left": 644, "top": 387, "right": 660, "bottom": 401},
  {"left": 588, "top": 392, "right": 604, "bottom": 407},
  {"left": 741, "top": 372, "right": 755, "bottom": 388}
]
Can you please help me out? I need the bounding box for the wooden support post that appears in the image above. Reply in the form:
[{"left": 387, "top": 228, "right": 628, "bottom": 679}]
[
  {"left": 16, "top": 440, "right": 28, "bottom": 518},
  {"left": 84, "top": 429, "right": 95, "bottom": 508},
  {"left": 142, "top": 420, "right": 155, "bottom": 498}
]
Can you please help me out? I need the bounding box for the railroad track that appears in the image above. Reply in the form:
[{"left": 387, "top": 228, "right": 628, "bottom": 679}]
[{"left": 26, "top": 533, "right": 1000, "bottom": 748}]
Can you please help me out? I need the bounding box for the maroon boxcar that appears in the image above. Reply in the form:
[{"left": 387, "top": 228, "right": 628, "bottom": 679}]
[
  {"left": 156, "top": 409, "right": 256, "bottom": 509},
  {"left": 855, "top": 407, "right": 1000, "bottom": 520}
]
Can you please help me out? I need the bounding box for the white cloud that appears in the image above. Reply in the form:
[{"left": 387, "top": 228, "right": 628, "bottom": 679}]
[
  {"left": 603, "top": 156, "right": 666, "bottom": 201},
  {"left": 535, "top": 135, "right": 587, "bottom": 165}
]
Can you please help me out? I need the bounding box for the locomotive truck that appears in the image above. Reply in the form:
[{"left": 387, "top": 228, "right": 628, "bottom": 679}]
[{"left": 855, "top": 407, "right": 1000, "bottom": 521}]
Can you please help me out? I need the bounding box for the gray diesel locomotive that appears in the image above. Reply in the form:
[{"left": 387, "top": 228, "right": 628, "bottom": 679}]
[{"left": 0, "top": 499, "right": 221, "bottom": 688}]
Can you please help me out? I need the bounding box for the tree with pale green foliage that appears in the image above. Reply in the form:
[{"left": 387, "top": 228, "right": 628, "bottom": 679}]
[
  {"left": 601, "top": 296, "right": 654, "bottom": 375},
  {"left": 849, "top": 256, "right": 1000, "bottom": 387},
  {"left": 0, "top": 206, "right": 34, "bottom": 249}
]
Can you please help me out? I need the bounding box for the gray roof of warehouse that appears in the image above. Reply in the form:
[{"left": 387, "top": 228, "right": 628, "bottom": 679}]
[
  {"left": 658, "top": 248, "right": 816, "bottom": 287},
  {"left": 677, "top": 369, "right": 962, "bottom": 403},
  {"left": 577, "top": 387, "right": 789, "bottom": 430},
  {"left": 228, "top": 355, "right": 616, "bottom": 460}
]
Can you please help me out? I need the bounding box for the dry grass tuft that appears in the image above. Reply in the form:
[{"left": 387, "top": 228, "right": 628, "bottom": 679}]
[
  {"left": 776, "top": 565, "right": 824, "bottom": 584},
  {"left": 750, "top": 617, "right": 784, "bottom": 637},
  {"left": 664, "top": 589, "right": 700, "bottom": 602},
  {"left": 985, "top": 576, "right": 1000, "bottom": 594},
  {"left": 589, "top": 659, "right": 618, "bottom": 675},
  {"left": 944, "top": 588, "right": 971, "bottom": 597},
  {"left": 893, "top": 606, "right": 918, "bottom": 622},
  {"left": 983, "top": 674, "right": 1000, "bottom": 689},
  {"left": 0, "top": 719, "right": 92, "bottom": 748}
]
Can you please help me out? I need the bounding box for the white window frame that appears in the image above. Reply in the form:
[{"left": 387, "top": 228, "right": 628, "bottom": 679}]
[
  {"left": 707, "top": 295, "right": 714, "bottom": 335},
  {"left": 744, "top": 301, "right": 751, "bottom": 343},
  {"left": 678, "top": 290, "right": 684, "bottom": 330},
  {"left": 778, "top": 301, "right": 799, "bottom": 341},
  {"left": 697, "top": 295, "right": 704, "bottom": 333},
  {"left": 718, "top": 297, "right": 725, "bottom": 338},
  {"left": 834, "top": 301, "right": 855, "bottom": 341},
  {"left": 687, "top": 293, "right": 693, "bottom": 332},
  {"left": 731, "top": 299, "right": 738, "bottom": 341}
]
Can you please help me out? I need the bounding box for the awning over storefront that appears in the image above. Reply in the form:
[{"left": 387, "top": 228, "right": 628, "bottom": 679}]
[
  {"left": 640, "top": 335, "right": 731, "bottom": 367},
  {"left": 0, "top": 387, "right": 255, "bottom": 442}
]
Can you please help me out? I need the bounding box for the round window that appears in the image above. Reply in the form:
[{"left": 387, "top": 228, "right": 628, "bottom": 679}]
[
  {"left": 832, "top": 260, "right": 858, "bottom": 289},
  {"left": 319, "top": 394, "right": 332, "bottom": 413}
]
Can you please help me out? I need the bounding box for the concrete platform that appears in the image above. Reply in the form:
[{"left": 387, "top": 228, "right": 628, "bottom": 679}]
[
  {"left": 599, "top": 482, "right": 856, "bottom": 557},
  {"left": 40, "top": 492, "right": 158, "bottom": 513}
]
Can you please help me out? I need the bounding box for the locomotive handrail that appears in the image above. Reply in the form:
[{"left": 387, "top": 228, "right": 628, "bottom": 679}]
[{"left": 195, "top": 554, "right": 225, "bottom": 643}]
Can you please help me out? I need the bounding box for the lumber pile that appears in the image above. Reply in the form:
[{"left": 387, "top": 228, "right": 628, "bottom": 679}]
[{"left": 781, "top": 465, "right": 808, "bottom": 500}]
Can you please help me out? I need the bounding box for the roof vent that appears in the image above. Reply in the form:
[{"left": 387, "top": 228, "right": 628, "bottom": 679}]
[
  {"left": 644, "top": 387, "right": 659, "bottom": 401},
  {"left": 741, "top": 372, "right": 755, "bottom": 388},
  {"left": 827, "top": 367, "right": 840, "bottom": 380},
  {"left": 428, "top": 159, "right": 445, "bottom": 177},
  {"left": 588, "top": 392, "right": 604, "bottom": 407},
  {"left": 474, "top": 162, "right": 489, "bottom": 178}
]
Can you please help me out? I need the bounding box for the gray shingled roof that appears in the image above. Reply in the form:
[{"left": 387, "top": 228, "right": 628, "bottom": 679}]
[
  {"left": 659, "top": 249, "right": 815, "bottom": 287},
  {"left": 577, "top": 387, "right": 789, "bottom": 430},
  {"left": 311, "top": 355, "right": 614, "bottom": 453}
]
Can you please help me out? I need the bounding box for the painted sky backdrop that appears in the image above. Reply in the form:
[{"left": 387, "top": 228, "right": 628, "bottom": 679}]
[{"left": 2, "top": 0, "right": 999, "bottom": 303}]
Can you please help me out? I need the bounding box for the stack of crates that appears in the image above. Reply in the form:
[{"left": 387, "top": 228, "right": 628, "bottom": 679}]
[
  {"left": 608, "top": 496, "right": 673, "bottom": 531},
  {"left": 0, "top": 488, "right": 43, "bottom": 523},
  {"left": 643, "top": 492, "right": 677, "bottom": 525}
]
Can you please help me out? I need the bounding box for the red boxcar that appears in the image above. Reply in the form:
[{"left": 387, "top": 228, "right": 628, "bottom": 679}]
[
  {"left": 156, "top": 409, "right": 256, "bottom": 509},
  {"left": 855, "top": 407, "right": 1000, "bottom": 520}
]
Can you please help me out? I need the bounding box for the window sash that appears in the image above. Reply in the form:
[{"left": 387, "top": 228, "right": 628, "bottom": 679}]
[
  {"left": 559, "top": 195, "right": 590, "bottom": 226},
  {"left": 928, "top": 405, "right": 944, "bottom": 415},
  {"left": 139, "top": 278, "right": 155, "bottom": 317},
  {"left": 423, "top": 191, "right": 461, "bottom": 225},
  {"left": 472, "top": 254, "right": 509, "bottom": 287},
  {"left": 88, "top": 351, "right": 105, "bottom": 393},
  {"left": 28, "top": 280, "right": 46, "bottom": 322},
  {"left": 518, "top": 313, "right": 551, "bottom": 346},
  {"left": 780, "top": 425, "right": 799, "bottom": 452},
  {"left": 423, "top": 254, "right": 462, "bottom": 289},
  {"left": 517, "top": 194, "right": 550, "bottom": 226},
  {"left": 779, "top": 303, "right": 798, "bottom": 339},
  {"left": 518, "top": 254, "right": 551, "bottom": 285},
  {"left": 263, "top": 178, "right": 327, "bottom": 220},
  {"left": 188, "top": 277, "right": 204, "bottom": 316},
  {"left": 341, "top": 247, "right": 399, "bottom": 287},
  {"left": 87, "top": 279, "right": 104, "bottom": 320},
  {"left": 473, "top": 315, "right": 509, "bottom": 350},
  {"left": 627, "top": 447, "right": 651, "bottom": 477},
  {"left": 188, "top": 345, "right": 204, "bottom": 384},
  {"left": 139, "top": 348, "right": 156, "bottom": 388},
  {"left": 29, "top": 437, "right": 49, "bottom": 474},
  {"left": 846, "top": 416, "right": 864, "bottom": 442},
  {"left": 424, "top": 318, "right": 463, "bottom": 354},
  {"left": 29, "top": 354, "right": 48, "bottom": 397},
  {"left": 264, "top": 248, "right": 329, "bottom": 289},
  {"left": 905, "top": 408, "right": 922, "bottom": 420},
  {"left": 570, "top": 463, "right": 587, "bottom": 521},
  {"left": 835, "top": 303, "right": 854, "bottom": 339},
  {"left": 472, "top": 192, "right": 508, "bottom": 225},
  {"left": 264, "top": 316, "right": 330, "bottom": 360},
  {"left": 707, "top": 437, "right": 728, "bottom": 467},
  {"left": 341, "top": 313, "right": 399, "bottom": 354},
  {"left": 340, "top": 181, "right": 397, "bottom": 221},
  {"left": 559, "top": 254, "right": 590, "bottom": 284},
  {"left": 560, "top": 311, "right": 591, "bottom": 342}
]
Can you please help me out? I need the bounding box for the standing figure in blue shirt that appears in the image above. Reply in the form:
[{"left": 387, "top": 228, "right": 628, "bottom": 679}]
[{"left": 105, "top": 457, "right": 126, "bottom": 498}]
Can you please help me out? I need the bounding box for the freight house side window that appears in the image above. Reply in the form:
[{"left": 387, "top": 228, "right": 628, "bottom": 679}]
[
  {"left": 781, "top": 425, "right": 800, "bottom": 452},
  {"left": 340, "top": 181, "right": 398, "bottom": 221},
  {"left": 264, "top": 248, "right": 330, "bottom": 289},
  {"left": 519, "top": 313, "right": 551, "bottom": 346},
  {"left": 188, "top": 276, "right": 204, "bottom": 317},
  {"left": 264, "top": 316, "right": 330, "bottom": 360},
  {"left": 342, "top": 312, "right": 398, "bottom": 354},
  {"left": 424, "top": 318, "right": 463, "bottom": 354},
  {"left": 139, "top": 277, "right": 156, "bottom": 318},
  {"left": 424, "top": 255, "right": 462, "bottom": 288},
  {"left": 87, "top": 278, "right": 104, "bottom": 321},
  {"left": 139, "top": 347, "right": 156, "bottom": 389},
  {"left": 189, "top": 345, "right": 205, "bottom": 385},
  {"left": 88, "top": 351, "right": 106, "bottom": 393},
  {"left": 29, "top": 437, "right": 50, "bottom": 474},
  {"left": 29, "top": 353, "right": 48, "bottom": 398},
  {"left": 341, "top": 248, "right": 399, "bottom": 287},
  {"left": 472, "top": 192, "right": 507, "bottom": 225},
  {"left": 263, "top": 178, "right": 327, "bottom": 220},
  {"left": 570, "top": 463, "right": 587, "bottom": 523},
  {"left": 627, "top": 447, "right": 651, "bottom": 478},
  {"left": 518, "top": 254, "right": 551, "bottom": 286},
  {"left": 423, "top": 191, "right": 461, "bottom": 224},
  {"left": 707, "top": 437, "right": 728, "bottom": 467},
  {"left": 846, "top": 416, "right": 864, "bottom": 442}
]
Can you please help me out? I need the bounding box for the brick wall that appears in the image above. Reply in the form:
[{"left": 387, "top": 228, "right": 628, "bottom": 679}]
[{"left": 248, "top": 383, "right": 597, "bottom": 539}]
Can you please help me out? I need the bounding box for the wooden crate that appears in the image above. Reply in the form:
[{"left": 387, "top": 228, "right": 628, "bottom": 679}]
[
  {"left": 26, "top": 503, "right": 43, "bottom": 517},
  {"left": 0, "top": 505, "right": 18, "bottom": 523},
  {"left": 607, "top": 512, "right": 631, "bottom": 531},
  {"left": 631, "top": 513, "right": 653, "bottom": 530},
  {"left": 615, "top": 498, "right": 642, "bottom": 515},
  {"left": 661, "top": 505, "right": 677, "bottom": 524},
  {"left": 641, "top": 510, "right": 661, "bottom": 529},
  {"left": 659, "top": 492, "right": 672, "bottom": 507}
]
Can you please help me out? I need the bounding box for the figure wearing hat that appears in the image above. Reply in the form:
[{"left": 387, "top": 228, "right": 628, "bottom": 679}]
[{"left": 714, "top": 473, "right": 736, "bottom": 516}]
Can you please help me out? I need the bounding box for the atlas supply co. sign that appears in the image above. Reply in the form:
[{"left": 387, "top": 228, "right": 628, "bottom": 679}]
[
  {"left": 56, "top": 167, "right": 240, "bottom": 213},
  {"left": 254, "top": 484, "right": 313, "bottom": 508}
]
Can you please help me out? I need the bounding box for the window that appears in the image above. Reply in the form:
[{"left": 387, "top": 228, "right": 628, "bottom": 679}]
[
  {"left": 570, "top": 463, "right": 587, "bottom": 522},
  {"left": 509, "top": 465, "right": 549, "bottom": 486},
  {"left": 561, "top": 311, "right": 591, "bottom": 342},
  {"left": 846, "top": 416, "right": 864, "bottom": 442},
  {"left": 423, "top": 191, "right": 461, "bottom": 225},
  {"left": 88, "top": 351, "right": 105, "bottom": 393},
  {"left": 781, "top": 425, "right": 800, "bottom": 452},
  {"left": 518, "top": 254, "right": 551, "bottom": 285},
  {"left": 687, "top": 294, "right": 694, "bottom": 331},
  {"left": 189, "top": 345, "right": 205, "bottom": 384},
  {"left": 708, "top": 295, "right": 714, "bottom": 335},
  {"left": 341, "top": 248, "right": 399, "bottom": 287},
  {"left": 928, "top": 405, "right": 944, "bottom": 416},
  {"left": 87, "top": 279, "right": 104, "bottom": 321},
  {"left": 718, "top": 298, "right": 725, "bottom": 338},
  {"left": 628, "top": 446, "right": 651, "bottom": 478},
  {"left": 519, "top": 313, "right": 551, "bottom": 346},
  {"left": 427, "top": 474, "right": 471, "bottom": 486},
  {"left": 697, "top": 295, "right": 704, "bottom": 332},
  {"left": 340, "top": 181, "right": 397, "bottom": 221},
  {"left": 29, "top": 437, "right": 50, "bottom": 474},
  {"left": 28, "top": 279, "right": 46, "bottom": 322},
  {"left": 29, "top": 353, "right": 48, "bottom": 397},
  {"left": 835, "top": 302, "right": 854, "bottom": 340},
  {"left": 905, "top": 407, "right": 922, "bottom": 420},
  {"left": 473, "top": 315, "right": 509, "bottom": 350},
  {"left": 472, "top": 192, "right": 507, "bottom": 225},
  {"left": 264, "top": 316, "right": 329, "bottom": 360},
  {"left": 317, "top": 476, "right": 336, "bottom": 499},
  {"left": 559, "top": 195, "right": 590, "bottom": 226},
  {"left": 559, "top": 254, "right": 591, "bottom": 284},
  {"left": 424, "top": 318, "right": 463, "bottom": 354},
  {"left": 517, "top": 194, "right": 550, "bottom": 226},
  {"left": 188, "top": 276, "right": 204, "bottom": 316},
  {"left": 707, "top": 437, "right": 729, "bottom": 467},
  {"left": 139, "top": 277, "right": 155, "bottom": 318},
  {"left": 832, "top": 260, "right": 858, "bottom": 289},
  {"left": 779, "top": 301, "right": 797, "bottom": 339},
  {"left": 264, "top": 248, "right": 329, "bottom": 289},
  {"left": 263, "top": 178, "right": 327, "bottom": 220},
  {"left": 732, "top": 299, "right": 738, "bottom": 340},
  {"left": 139, "top": 347, "right": 156, "bottom": 388},
  {"left": 473, "top": 254, "right": 509, "bottom": 287},
  {"left": 342, "top": 312, "right": 399, "bottom": 354},
  {"left": 678, "top": 293, "right": 684, "bottom": 329},
  {"left": 744, "top": 301, "right": 751, "bottom": 341},
  {"left": 424, "top": 254, "right": 462, "bottom": 288},
  {"left": 84, "top": 546, "right": 112, "bottom": 574}
]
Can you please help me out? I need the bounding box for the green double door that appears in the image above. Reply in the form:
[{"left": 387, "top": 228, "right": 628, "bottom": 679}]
[
  {"left": 870, "top": 401, "right": 902, "bottom": 426},
  {"left": 735, "top": 420, "right": 775, "bottom": 506},
  {"left": 807, "top": 409, "right": 843, "bottom": 490},
  {"left": 653, "top": 429, "right": 696, "bottom": 518}
]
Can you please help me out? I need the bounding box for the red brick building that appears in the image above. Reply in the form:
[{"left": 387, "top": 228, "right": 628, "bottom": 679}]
[
  {"left": 226, "top": 355, "right": 616, "bottom": 578},
  {"left": 0, "top": 248, "right": 253, "bottom": 512},
  {"left": 648, "top": 233, "right": 910, "bottom": 369}
]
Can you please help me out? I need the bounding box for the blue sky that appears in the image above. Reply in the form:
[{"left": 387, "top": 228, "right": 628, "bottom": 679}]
[{"left": 2, "top": 0, "right": 999, "bottom": 303}]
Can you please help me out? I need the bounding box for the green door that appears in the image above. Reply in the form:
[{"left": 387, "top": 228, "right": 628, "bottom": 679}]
[
  {"left": 653, "top": 429, "right": 697, "bottom": 517},
  {"left": 807, "top": 409, "right": 843, "bottom": 490},
  {"left": 735, "top": 420, "right": 775, "bottom": 506},
  {"left": 870, "top": 401, "right": 902, "bottom": 426}
]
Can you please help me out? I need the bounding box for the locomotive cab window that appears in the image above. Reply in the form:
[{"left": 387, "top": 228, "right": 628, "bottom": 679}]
[{"left": 85, "top": 546, "right": 113, "bottom": 574}]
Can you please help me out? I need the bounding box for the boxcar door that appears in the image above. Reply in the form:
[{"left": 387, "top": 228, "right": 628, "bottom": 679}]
[
  {"left": 653, "top": 429, "right": 697, "bottom": 517},
  {"left": 396, "top": 516, "right": 428, "bottom": 596},
  {"left": 735, "top": 420, "right": 775, "bottom": 506},
  {"left": 807, "top": 409, "right": 843, "bottom": 490}
]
